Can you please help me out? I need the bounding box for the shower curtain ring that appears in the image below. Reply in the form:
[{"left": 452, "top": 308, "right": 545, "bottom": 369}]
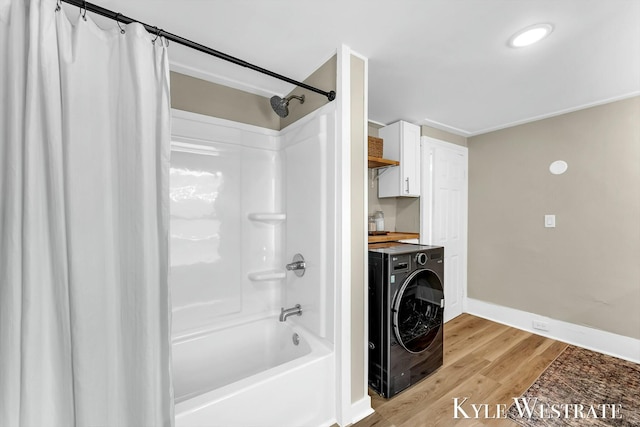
[
  {"left": 152, "top": 26, "right": 160, "bottom": 44},
  {"left": 116, "top": 13, "right": 125, "bottom": 34},
  {"left": 81, "top": 1, "right": 87, "bottom": 21},
  {"left": 55, "top": 0, "right": 61, "bottom": 12},
  {"left": 155, "top": 29, "right": 169, "bottom": 47}
]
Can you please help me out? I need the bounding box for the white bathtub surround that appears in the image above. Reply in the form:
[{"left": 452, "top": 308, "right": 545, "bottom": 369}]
[
  {"left": 173, "top": 320, "right": 314, "bottom": 403},
  {"left": 0, "top": 2, "right": 173, "bottom": 426},
  {"left": 171, "top": 104, "right": 339, "bottom": 426},
  {"left": 282, "top": 112, "right": 333, "bottom": 339},
  {"left": 174, "top": 319, "right": 334, "bottom": 427},
  {"left": 170, "top": 113, "right": 283, "bottom": 334}
]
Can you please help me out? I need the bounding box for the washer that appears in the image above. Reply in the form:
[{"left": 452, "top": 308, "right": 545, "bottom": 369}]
[{"left": 368, "top": 244, "right": 444, "bottom": 398}]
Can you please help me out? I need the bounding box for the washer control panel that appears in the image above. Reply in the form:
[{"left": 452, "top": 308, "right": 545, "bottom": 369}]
[{"left": 391, "top": 255, "right": 411, "bottom": 273}]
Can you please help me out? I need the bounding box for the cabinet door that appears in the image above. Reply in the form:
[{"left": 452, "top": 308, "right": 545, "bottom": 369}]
[
  {"left": 378, "top": 121, "right": 420, "bottom": 198},
  {"left": 401, "top": 122, "right": 420, "bottom": 197}
]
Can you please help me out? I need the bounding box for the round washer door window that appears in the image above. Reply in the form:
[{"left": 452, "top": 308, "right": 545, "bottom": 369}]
[{"left": 392, "top": 269, "right": 444, "bottom": 353}]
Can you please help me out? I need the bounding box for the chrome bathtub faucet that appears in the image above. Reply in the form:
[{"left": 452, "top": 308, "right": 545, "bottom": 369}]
[{"left": 279, "top": 304, "right": 302, "bottom": 322}]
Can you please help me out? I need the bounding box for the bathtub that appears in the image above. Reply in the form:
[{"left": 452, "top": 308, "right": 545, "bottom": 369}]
[{"left": 173, "top": 317, "right": 335, "bottom": 427}]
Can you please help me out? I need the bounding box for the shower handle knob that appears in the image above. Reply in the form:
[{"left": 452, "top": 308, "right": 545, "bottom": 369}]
[{"left": 286, "top": 253, "right": 306, "bottom": 277}]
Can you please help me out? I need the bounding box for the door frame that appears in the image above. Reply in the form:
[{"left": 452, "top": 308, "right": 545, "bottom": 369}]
[{"left": 419, "top": 136, "right": 468, "bottom": 322}]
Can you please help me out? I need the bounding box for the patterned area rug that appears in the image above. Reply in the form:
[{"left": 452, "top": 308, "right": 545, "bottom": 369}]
[{"left": 507, "top": 345, "right": 640, "bottom": 426}]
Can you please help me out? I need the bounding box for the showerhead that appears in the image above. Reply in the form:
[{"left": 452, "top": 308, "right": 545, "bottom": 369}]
[{"left": 270, "top": 94, "right": 305, "bottom": 118}]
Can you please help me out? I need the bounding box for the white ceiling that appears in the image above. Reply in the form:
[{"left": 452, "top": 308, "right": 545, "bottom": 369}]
[{"left": 86, "top": 0, "right": 640, "bottom": 136}]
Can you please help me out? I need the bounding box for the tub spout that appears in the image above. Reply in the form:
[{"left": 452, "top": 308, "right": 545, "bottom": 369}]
[{"left": 279, "top": 304, "right": 302, "bottom": 322}]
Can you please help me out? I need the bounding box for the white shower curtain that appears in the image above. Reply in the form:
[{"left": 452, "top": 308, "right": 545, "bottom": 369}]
[{"left": 0, "top": 0, "right": 173, "bottom": 426}]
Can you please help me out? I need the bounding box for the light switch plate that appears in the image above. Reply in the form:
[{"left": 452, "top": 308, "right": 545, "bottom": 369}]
[{"left": 545, "top": 214, "right": 556, "bottom": 228}]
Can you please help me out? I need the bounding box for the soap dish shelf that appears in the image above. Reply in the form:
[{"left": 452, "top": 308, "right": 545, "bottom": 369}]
[
  {"left": 248, "top": 213, "right": 286, "bottom": 225},
  {"left": 248, "top": 270, "right": 286, "bottom": 282}
]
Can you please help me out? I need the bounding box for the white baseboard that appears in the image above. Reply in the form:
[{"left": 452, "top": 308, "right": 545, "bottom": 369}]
[
  {"left": 465, "top": 298, "right": 640, "bottom": 364},
  {"left": 349, "top": 395, "right": 374, "bottom": 426}
]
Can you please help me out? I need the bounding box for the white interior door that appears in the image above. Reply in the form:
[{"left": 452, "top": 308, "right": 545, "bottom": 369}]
[{"left": 420, "top": 138, "right": 468, "bottom": 323}]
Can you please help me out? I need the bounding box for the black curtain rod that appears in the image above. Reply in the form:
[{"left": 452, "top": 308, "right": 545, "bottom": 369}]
[{"left": 60, "top": 0, "right": 337, "bottom": 101}]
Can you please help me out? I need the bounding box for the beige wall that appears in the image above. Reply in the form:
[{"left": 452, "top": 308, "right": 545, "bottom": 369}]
[
  {"left": 421, "top": 125, "right": 468, "bottom": 147},
  {"left": 368, "top": 123, "right": 381, "bottom": 138},
  {"left": 468, "top": 96, "right": 640, "bottom": 339},
  {"left": 280, "top": 55, "right": 337, "bottom": 129},
  {"left": 395, "top": 198, "right": 421, "bottom": 232},
  {"left": 170, "top": 71, "right": 280, "bottom": 130},
  {"left": 368, "top": 178, "right": 398, "bottom": 231},
  {"left": 170, "top": 55, "right": 336, "bottom": 131},
  {"left": 367, "top": 123, "right": 468, "bottom": 233},
  {"left": 367, "top": 122, "right": 399, "bottom": 230},
  {"left": 350, "top": 55, "right": 367, "bottom": 404}
]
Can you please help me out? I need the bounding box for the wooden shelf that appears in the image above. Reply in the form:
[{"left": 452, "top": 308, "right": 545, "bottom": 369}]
[
  {"left": 368, "top": 231, "right": 420, "bottom": 244},
  {"left": 369, "top": 241, "right": 407, "bottom": 249},
  {"left": 368, "top": 156, "right": 399, "bottom": 169}
]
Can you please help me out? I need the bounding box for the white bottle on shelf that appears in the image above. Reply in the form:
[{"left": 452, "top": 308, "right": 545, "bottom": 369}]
[{"left": 374, "top": 210, "right": 385, "bottom": 231}]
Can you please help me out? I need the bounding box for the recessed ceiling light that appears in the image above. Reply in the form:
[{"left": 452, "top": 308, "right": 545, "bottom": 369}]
[{"left": 508, "top": 23, "right": 554, "bottom": 48}]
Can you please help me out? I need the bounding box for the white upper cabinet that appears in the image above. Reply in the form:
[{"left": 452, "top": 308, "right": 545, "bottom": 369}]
[{"left": 378, "top": 121, "right": 421, "bottom": 198}]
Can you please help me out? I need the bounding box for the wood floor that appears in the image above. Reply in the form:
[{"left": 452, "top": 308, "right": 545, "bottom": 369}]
[{"left": 353, "top": 314, "right": 568, "bottom": 427}]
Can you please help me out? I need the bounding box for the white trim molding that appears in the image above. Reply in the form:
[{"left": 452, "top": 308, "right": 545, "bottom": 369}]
[
  {"left": 334, "top": 43, "right": 353, "bottom": 427},
  {"left": 350, "top": 396, "right": 375, "bottom": 425},
  {"left": 421, "top": 91, "right": 640, "bottom": 137},
  {"left": 465, "top": 298, "right": 640, "bottom": 364},
  {"left": 421, "top": 118, "right": 473, "bottom": 137},
  {"left": 351, "top": 48, "right": 373, "bottom": 427}
]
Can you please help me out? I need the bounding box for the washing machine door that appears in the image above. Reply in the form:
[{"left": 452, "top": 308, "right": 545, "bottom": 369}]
[{"left": 392, "top": 269, "right": 444, "bottom": 354}]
